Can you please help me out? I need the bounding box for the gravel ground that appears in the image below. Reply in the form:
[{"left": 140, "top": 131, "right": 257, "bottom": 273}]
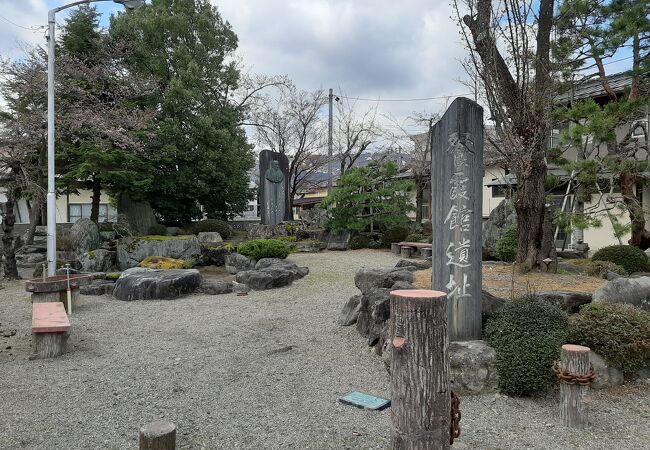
[{"left": 1, "top": 249, "right": 649, "bottom": 449}]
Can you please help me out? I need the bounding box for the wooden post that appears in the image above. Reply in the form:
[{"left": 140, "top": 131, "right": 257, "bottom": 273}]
[
  {"left": 431, "top": 97, "right": 483, "bottom": 341},
  {"left": 390, "top": 289, "right": 450, "bottom": 450},
  {"left": 139, "top": 421, "right": 176, "bottom": 450},
  {"left": 422, "top": 248, "right": 432, "bottom": 259},
  {"left": 559, "top": 344, "right": 591, "bottom": 428}
]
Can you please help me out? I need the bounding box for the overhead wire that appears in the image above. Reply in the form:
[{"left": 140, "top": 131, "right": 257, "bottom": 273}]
[{"left": 0, "top": 14, "right": 46, "bottom": 33}]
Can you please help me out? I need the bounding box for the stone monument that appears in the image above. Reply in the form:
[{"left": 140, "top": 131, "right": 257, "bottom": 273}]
[
  {"left": 259, "top": 150, "right": 291, "bottom": 225},
  {"left": 431, "top": 97, "right": 483, "bottom": 341}
]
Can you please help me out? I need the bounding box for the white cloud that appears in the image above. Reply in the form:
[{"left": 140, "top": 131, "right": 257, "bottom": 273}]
[{"left": 0, "top": 0, "right": 49, "bottom": 58}]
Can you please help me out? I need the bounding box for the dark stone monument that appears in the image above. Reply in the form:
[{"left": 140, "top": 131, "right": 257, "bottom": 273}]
[
  {"left": 431, "top": 97, "right": 483, "bottom": 341},
  {"left": 259, "top": 150, "right": 291, "bottom": 225}
]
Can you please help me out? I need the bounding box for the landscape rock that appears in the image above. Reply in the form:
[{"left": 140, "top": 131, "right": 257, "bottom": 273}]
[
  {"left": 338, "top": 295, "right": 362, "bottom": 326},
  {"left": 354, "top": 267, "right": 414, "bottom": 293},
  {"left": 247, "top": 224, "right": 288, "bottom": 240},
  {"left": 299, "top": 208, "right": 327, "bottom": 228},
  {"left": 327, "top": 231, "right": 351, "bottom": 251},
  {"left": 255, "top": 258, "right": 287, "bottom": 270},
  {"left": 197, "top": 232, "right": 223, "bottom": 245},
  {"left": 293, "top": 241, "right": 324, "bottom": 252},
  {"left": 113, "top": 268, "right": 202, "bottom": 301},
  {"left": 99, "top": 231, "right": 116, "bottom": 241},
  {"left": 482, "top": 290, "right": 506, "bottom": 323},
  {"left": 80, "top": 280, "right": 116, "bottom": 296},
  {"left": 535, "top": 291, "right": 592, "bottom": 314},
  {"left": 231, "top": 282, "right": 250, "bottom": 294},
  {"left": 356, "top": 287, "right": 392, "bottom": 346},
  {"left": 591, "top": 352, "right": 624, "bottom": 389},
  {"left": 449, "top": 340, "right": 499, "bottom": 394},
  {"left": 394, "top": 259, "right": 432, "bottom": 270},
  {"left": 235, "top": 270, "right": 278, "bottom": 290},
  {"left": 225, "top": 253, "right": 255, "bottom": 274},
  {"left": 70, "top": 218, "right": 101, "bottom": 254},
  {"left": 234, "top": 258, "right": 308, "bottom": 290},
  {"left": 592, "top": 276, "right": 650, "bottom": 311},
  {"left": 199, "top": 280, "right": 233, "bottom": 295},
  {"left": 117, "top": 236, "right": 201, "bottom": 270},
  {"left": 482, "top": 199, "right": 516, "bottom": 260},
  {"left": 79, "top": 249, "right": 116, "bottom": 273}
]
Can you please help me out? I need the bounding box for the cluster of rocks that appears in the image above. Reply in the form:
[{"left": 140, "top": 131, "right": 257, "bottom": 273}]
[
  {"left": 247, "top": 223, "right": 328, "bottom": 252},
  {"left": 226, "top": 254, "right": 309, "bottom": 290},
  {"left": 116, "top": 235, "right": 201, "bottom": 270}
]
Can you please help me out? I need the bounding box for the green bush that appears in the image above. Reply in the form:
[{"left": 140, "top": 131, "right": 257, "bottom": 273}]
[
  {"left": 592, "top": 245, "right": 648, "bottom": 274},
  {"left": 237, "top": 239, "right": 290, "bottom": 260},
  {"left": 381, "top": 226, "right": 409, "bottom": 246},
  {"left": 193, "top": 219, "right": 232, "bottom": 239},
  {"left": 147, "top": 224, "right": 168, "bottom": 236},
  {"left": 495, "top": 226, "right": 518, "bottom": 262},
  {"left": 568, "top": 303, "right": 650, "bottom": 373},
  {"left": 405, "top": 233, "right": 430, "bottom": 243},
  {"left": 567, "top": 259, "right": 628, "bottom": 277},
  {"left": 485, "top": 295, "right": 568, "bottom": 396},
  {"left": 350, "top": 235, "right": 370, "bottom": 250}
]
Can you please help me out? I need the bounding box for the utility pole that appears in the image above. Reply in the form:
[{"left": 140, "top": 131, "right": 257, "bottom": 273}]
[{"left": 328, "top": 88, "right": 333, "bottom": 191}]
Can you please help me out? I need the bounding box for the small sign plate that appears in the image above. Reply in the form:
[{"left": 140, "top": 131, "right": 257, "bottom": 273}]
[{"left": 339, "top": 391, "right": 390, "bottom": 411}]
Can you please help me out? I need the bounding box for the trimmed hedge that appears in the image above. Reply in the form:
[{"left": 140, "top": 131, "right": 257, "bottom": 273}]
[
  {"left": 592, "top": 245, "right": 648, "bottom": 274},
  {"left": 485, "top": 295, "right": 568, "bottom": 396},
  {"left": 237, "top": 239, "right": 290, "bottom": 260},
  {"left": 495, "top": 226, "right": 518, "bottom": 262},
  {"left": 568, "top": 303, "right": 650, "bottom": 373},
  {"left": 193, "top": 219, "right": 232, "bottom": 239},
  {"left": 406, "top": 233, "right": 430, "bottom": 243},
  {"left": 350, "top": 235, "right": 370, "bottom": 250},
  {"left": 382, "top": 226, "right": 409, "bottom": 246}
]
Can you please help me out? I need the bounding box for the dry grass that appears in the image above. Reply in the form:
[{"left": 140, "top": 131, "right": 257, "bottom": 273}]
[{"left": 414, "top": 264, "right": 604, "bottom": 299}]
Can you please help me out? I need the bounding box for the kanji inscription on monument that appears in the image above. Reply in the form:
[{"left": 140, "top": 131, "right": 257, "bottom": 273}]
[{"left": 431, "top": 97, "right": 483, "bottom": 340}]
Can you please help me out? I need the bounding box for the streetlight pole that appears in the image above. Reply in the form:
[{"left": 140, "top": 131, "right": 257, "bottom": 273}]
[
  {"left": 46, "top": 0, "right": 144, "bottom": 276},
  {"left": 328, "top": 88, "right": 333, "bottom": 192}
]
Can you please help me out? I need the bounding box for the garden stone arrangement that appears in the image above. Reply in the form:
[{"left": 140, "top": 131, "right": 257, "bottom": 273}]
[
  {"left": 116, "top": 235, "right": 201, "bottom": 270},
  {"left": 113, "top": 268, "right": 203, "bottom": 301},
  {"left": 234, "top": 257, "right": 309, "bottom": 291}
]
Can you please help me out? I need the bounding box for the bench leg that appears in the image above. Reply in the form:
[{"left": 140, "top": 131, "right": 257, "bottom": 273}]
[
  {"left": 391, "top": 243, "right": 401, "bottom": 255},
  {"left": 31, "top": 331, "right": 69, "bottom": 359},
  {"left": 400, "top": 247, "right": 412, "bottom": 258}
]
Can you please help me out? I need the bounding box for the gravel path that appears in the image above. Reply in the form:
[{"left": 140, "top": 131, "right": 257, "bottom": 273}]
[{"left": 1, "top": 249, "right": 649, "bottom": 449}]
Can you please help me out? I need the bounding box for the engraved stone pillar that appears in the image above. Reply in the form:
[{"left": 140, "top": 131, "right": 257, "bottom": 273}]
[
  {"left": 431, "top": 97, "right": 483, "bottom": 341},
  {"left": 259, "top": 150, "right": 291, "bottom": 225}
]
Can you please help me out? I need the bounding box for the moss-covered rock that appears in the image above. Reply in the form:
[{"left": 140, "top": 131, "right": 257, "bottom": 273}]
[{"left": 139, "top": 256, "right": 186, "bottom": 270}]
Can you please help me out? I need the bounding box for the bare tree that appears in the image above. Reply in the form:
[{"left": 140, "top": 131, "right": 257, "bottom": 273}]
[
  {"left": 248, "top": 84, "right": 328, "bottom": 204},
  {"left": 334, "top": 97, "right": 383, "bottom": 175},
  {"left": 455, "top": 0, "right": 556, "bottom": 271}
]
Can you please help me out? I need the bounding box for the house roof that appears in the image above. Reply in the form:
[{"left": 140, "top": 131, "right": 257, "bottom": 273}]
[{"left": 555, "top": 72, "right": 637, "bottom": 104}]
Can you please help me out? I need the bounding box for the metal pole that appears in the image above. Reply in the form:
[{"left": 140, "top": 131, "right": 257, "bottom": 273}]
[
  {"left": 328, "top": 88, "right": 333, "bottom": 191},
  {"left": 46, "top": 9, "right": 57, "bottom": 277}
]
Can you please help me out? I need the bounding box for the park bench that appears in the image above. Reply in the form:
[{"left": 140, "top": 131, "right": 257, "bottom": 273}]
[
  {"left": 31, "top": 302, "right": 70, "bottom": 359},
  {"left": 391, "top": 241, "right": 432, "bottom": 258}
]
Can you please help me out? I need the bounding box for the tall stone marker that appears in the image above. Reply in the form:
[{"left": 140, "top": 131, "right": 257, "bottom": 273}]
[
  {"left": 259, "top": 150, "right": 291, "bottom": 225},
  {"left": 431, "top": 97, "right": 483, "bottom": 341}
]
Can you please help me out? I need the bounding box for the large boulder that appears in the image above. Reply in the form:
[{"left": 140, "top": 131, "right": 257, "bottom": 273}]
[
  {"left": 327, "top": 231, "right": 351, "bottom": 251},
  {"left": 482, "top": 290, "right": 506, "bottom": 323},
  {"left": 197, "top": 232, "right": 223, "bottom": 245},
  {"left": 339, "top": 294, "right": 362, "bottom": 326},
  {"left": 248, "top": 224, "right": 288, "bottom": 240},
  {"left": 535, "top": 291, "right": 592, "bottom": 314},
  {"left": 354, "top": 267, "right": 414, "bottom": 293},
  {"left": 449, "top": 340, "right": 498, "bottom": 394},
  {"left": 225, "top": 253, "right": 255, "bottom": 274},
  {"left": 591, "top": 352, "right": 624, "bottom": 389},
  {"left": 79, "top": 249, "right": 116, "bottom": 273},
  {"left": 482, "top": 199, "right": 516, "bottom": 260},
  {"left": 70, "top": 218, "right": 101, "bottom": 254},
  {"left": 394, "top": 259, "right": 432, "bottom": 271},
  {"left": 592, "top": 276, "right": 650, "bottom": 311},
  {"left": 356, "top": 287, "right": 392, "bottom": 345},
  {"left": 113, "top": 268, "right": 202, "bottom": 301},
  {"left": 235, "top": 260, "right": 308, "bottom": 290},
  {"left": 80, "top": 279, "right": 116, "bottom": 296},
  {"left": 116, "top": 236, "right": 201, "bottom": 270},
  {"left": 198, "top": 280, "right": 233, "bottom": 295}
]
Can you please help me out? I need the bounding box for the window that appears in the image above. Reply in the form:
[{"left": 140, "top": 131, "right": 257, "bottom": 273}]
[
  {"left": 549, "top": 128, "right": 561, "bottom": 148},
  {"left": 492, "top": 185, "right": 507, "bottom": 198},
  {"left": 68, "top": 204, "right": 116, "bottom": 223},
  {"left": 422, "top": 204, "right": 431, "bottom": 220},
  {"left": 247, "top": 204, "right": 255, "bottom": 212}
]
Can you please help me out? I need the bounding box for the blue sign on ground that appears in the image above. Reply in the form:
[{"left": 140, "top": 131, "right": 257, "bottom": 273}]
[{"left": 339, "top": 391, "right": 391, "bottom": 411}]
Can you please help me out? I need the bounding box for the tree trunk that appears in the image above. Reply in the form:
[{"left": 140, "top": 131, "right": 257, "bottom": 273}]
[
  {"left": 620, "top": 172, "right": 650, "bottom": 249},
  {"left": 25, "top": 195, "right": 44, "bottom": 246},
  {"left": 514, "top": 152, "right": 549, "bottom": 272},
  {"left": 415, "top": 175, "right": 425, "bottom": 225},
  {"left": 90, "top": 177, "right": 102, "bottom": 224},
  {"left": 2, "top": 187, "right": 20, "bottom": 279}
]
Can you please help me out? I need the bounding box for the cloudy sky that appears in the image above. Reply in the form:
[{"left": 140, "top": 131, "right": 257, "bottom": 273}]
[{"left": 0, "top": 0, "right": 473, "bottom": 133}]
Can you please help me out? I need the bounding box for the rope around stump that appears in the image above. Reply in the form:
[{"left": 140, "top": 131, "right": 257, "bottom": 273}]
[
  {"left": 450, "top": 390, "right": 461, "bottom": 444},
  {"left": 552, "top": 361, "right": 596, "bottom": 385}
]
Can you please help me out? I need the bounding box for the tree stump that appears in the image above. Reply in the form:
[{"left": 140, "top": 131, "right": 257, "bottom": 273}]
[
  {"left": 139, "top": 421, "right": 176, "bottom": 450},
  {"left": 391, "top": 243, "right": 401, "bottom": 255},
  {"left": 400, "top": 246, "right": 412, "bottom": 258},
  {"left": 390, "top": 289, "right": 450, "bottom": 450},
  {"left": 559, "top": 344, "right": 591, "bottom": 428},
  {"left": 31, "top": 331, "right": 69, "bottom": 359}
]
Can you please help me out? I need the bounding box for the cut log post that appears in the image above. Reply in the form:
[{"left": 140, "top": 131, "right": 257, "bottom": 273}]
[
  {"left": 559, "top": 344, "right": 591, "bottom": 428},
  {"left": 31, "top": 331, "right": 69, "bottom": 359},
  {"left": 139, "top": 421, "right": 176, "bottom": 450},
  {"left": 421, "top": 248, "right": 432, "bottom": 259},
  {"left": 391, "top": 243, "right": 401, "bottom": 255},
  {"left": 390, "top": 289, "right": 450, "bottom": 450},
  {"left": 400, "top": 246, "right": 412, "bottom": 258}
]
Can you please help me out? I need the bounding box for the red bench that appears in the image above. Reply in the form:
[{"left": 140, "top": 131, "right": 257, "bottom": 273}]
[{"left": 31, "top": 302, "right": 70, "bottom": 359}]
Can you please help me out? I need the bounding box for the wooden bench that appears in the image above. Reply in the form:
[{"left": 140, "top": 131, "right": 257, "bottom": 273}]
[
  {"left": 393, "top": 241, "right": 433, "bottom": 258},
  {"left": 31, "top": 302, "right": 70, "bottom": 359}
]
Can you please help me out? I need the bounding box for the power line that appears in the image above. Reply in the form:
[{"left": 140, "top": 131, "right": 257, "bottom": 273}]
[
  {"left": 336, "top": 93, "right": 473, "bottom": 102},
  {"left": 0, "top": 14, "right": 46, "bottom": 32}
]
